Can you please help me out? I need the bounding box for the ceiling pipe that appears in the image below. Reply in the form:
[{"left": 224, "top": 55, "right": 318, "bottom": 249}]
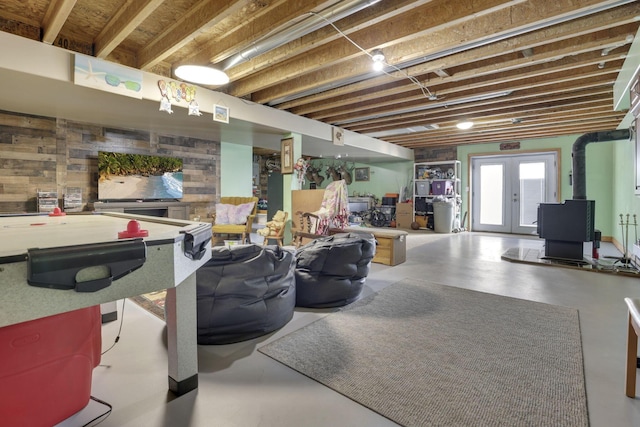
[
  {"left": 572, "top": 129, "right": 631, "bottom": 200},
  {"left": 219, "top": 0, "right": 381, "bottom": 71}
]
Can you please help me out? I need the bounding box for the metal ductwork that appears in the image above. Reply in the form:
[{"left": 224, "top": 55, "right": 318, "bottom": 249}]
[
  {"left": 571, "top": 129, "right": 631, "bottom": 200},
  {"left": 219, "top": 0, "right": 381, "bottom": 71}
]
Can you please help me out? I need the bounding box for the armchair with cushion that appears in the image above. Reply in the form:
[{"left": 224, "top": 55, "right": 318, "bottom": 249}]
[{"left": 212, "top": 196, "right": 258, "bottom": 244}]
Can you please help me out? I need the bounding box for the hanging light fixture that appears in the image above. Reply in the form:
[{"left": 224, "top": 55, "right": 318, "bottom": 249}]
[
  {"left": 371, "top": 49, "right": 385, "bottom": 71},
  {"left": 456, "top": 121, "right": 474, "bottom": 130},
  {"left": 174, "top": 65, "right": 229, "bottom": 86}
]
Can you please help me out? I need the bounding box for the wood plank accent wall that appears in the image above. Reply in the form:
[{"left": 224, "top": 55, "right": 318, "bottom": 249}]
[
  {"left": 414, "top": 146, "right": 458, "bottom": 163},
  {"left": 0, "top": 110, "right": 220, "bottom": 215}
]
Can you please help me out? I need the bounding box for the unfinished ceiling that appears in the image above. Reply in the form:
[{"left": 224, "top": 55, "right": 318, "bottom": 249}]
[{"left": 0, "top": 0, "right": 637, "bottom": 150}]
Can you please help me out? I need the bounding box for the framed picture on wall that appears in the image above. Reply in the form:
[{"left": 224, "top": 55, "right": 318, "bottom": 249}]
[
  {"left": 213, "top": 104, "right": 229, "bottom": 123},
  {"left": 355, "top": 167, "right": 370, "bottom": 181},
  {"left": 281, "top": 138, "right": 293, "bottom": 174}
]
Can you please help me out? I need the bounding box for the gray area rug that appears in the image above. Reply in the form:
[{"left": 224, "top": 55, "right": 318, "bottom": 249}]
[{"left": 259, "top": 279, "right": 589, "bottom": 426}]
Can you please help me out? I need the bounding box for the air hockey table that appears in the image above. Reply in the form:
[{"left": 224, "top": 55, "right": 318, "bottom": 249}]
[{"left": 0, "top": 211, "right": 212, "bottom": 396}]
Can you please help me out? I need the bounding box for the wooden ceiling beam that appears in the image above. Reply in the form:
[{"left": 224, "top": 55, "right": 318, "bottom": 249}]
[
  {"left": 340, "top": 92, "right": 616, "bottom": 140},
  {"left": 301, "top": 43, "right": 627, "bottom": 120},
  {"left": 228, "top": 0, "right": 522, "bottom": 98},
  {"left": 0, "top": 0, "right": 633, "bottom": 151},
  {"left": 275, "top": 2, "right": 640, "bottom": 110},
  {"left": 179, "top": 0, "right": 352, "bottom": 67},
  {"left": 214, "top": 0, "right": 435, "bottom": 80},
  {"left": 137, "top": 0, "right": 252, "bottom": 70},
  {"left": 314, "top": 65, "right": 620, "bottom": 125},
  {"left": 168, "top": 0, "right": 293, "bottom": 67},
  {"left": 320, "top": 65, "right": 620, "bottom": 125},
  {"left": 345, "top": 87, "right": 614, "bottom": 131},
  {"left": 243, "top": 0, "right": 631, "bottom": 103},
  {"left": 361, "top": 97, "right": 614, "bottom": 136},
  {"left": 382, "top": 106, "right": 620, "bottom": 144},
  {"left": 399, "top": 119, "right": 623, "bottom": 147},
  {"left": 386, "top": 101, "right": 616, "bottom": 133},
  {"left": 41, "top": 0, "right": 77, "bottom": 45},
  {"left": 94, "top": 0, "right": 165, "bottom": 59}
]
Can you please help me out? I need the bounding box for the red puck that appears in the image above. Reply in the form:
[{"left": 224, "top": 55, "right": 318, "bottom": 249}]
[
  {"left": 118, "top": 220, "right": 149, "bottom": 239},
  {"left": 48, "top": 207, "right": 66, "bottom": 217}
]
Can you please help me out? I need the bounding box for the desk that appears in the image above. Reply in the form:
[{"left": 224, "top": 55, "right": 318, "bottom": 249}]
[{"left": 0, "top": 212, "right": 212, "bottom": 396}]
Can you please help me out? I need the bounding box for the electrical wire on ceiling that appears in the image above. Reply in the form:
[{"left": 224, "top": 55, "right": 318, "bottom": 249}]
[{"left": 309, "top": 11, "right": 438, "bottom": 101}]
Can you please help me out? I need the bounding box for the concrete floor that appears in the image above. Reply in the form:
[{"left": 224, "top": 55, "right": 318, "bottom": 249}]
[{"left": 59, "top": 232, "right": 640, "bottom": 427}]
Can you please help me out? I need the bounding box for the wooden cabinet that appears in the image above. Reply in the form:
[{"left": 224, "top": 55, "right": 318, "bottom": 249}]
[
  {"left": 339, "top": 227, "right": 408, "bottom": 266},
  {"left": 371, "top": 231, "right": 407, "bottom": 266}
]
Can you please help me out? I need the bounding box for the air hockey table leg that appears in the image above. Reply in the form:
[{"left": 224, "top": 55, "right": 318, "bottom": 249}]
[{"left": 164, "top": 272, "right": 198, "bottom": 395}]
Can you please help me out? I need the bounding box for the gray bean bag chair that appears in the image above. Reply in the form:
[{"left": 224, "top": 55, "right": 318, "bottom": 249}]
[
  {"left": 196, "top": 244, "right": 296, "bottom": 344},
  {"left": 294, "top": 232, "right": 376, "bottom": 308}
]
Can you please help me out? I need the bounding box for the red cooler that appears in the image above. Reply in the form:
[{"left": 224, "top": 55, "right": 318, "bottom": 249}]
[{"left": 0, "top": 305, "right": 102, "bottom": 427}]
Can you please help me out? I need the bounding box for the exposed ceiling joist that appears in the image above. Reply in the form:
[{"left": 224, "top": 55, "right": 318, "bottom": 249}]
[{"left": 0, "top": 0, "right": 636, "bottom": 153}]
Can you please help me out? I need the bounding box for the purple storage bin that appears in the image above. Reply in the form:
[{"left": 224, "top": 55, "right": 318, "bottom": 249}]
[{"left": 431, "top": 180, "right": 453, "bottom": 195}]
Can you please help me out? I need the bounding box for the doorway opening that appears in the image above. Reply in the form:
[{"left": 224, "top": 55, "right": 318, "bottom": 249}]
[{"left": 470, "top": 152, "right": 558, "bottom": 234}]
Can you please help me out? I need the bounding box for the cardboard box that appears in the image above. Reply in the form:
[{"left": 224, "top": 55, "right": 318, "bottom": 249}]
[
  {"left": 396, "top": 203, "right": 412, "bottom": 215},
  {"left": 395, "top": 203, "right": 413, "bottom": 229}
]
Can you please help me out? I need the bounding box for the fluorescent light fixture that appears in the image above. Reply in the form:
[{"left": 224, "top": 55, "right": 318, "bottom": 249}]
[
  {"left": 456, "top": 121, "right": 474, "bottom": 130},
  {"left": 174, "top": 65, "right": 229, "bottom": 85}
]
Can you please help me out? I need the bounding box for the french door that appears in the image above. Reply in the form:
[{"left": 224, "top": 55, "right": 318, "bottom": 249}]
[{"left": 471, "top": 153, "right": 557, "bottom": 234}]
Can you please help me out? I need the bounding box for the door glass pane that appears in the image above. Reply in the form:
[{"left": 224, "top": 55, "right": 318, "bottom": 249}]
[
  {"left": 479, "top": 164, "right": 503, "bottom": 225},
  {"left": 519, "top": 162, "right": 545, "bottom": 227}
]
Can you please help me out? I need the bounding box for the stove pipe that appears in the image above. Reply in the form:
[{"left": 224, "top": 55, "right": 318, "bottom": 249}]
[{"left": 571, "top": 129, "right": 631, "bottom": 200}]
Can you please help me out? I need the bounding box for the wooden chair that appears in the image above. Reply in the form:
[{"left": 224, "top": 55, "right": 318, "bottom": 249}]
[
  {"left": 262, "top": 211, "right": 288, "bottom": 247},
  {"left": 291, "top": 180, "right": 350, "bottom": 248},
  {"left": 211, "top": 196, "right": 258, "bottom": 244},
  {"left": 292, "top": 211, "right": 321, "bottom": 248},
  {"left": 625, "top": 297, "right": 640, "bottom": 397}
]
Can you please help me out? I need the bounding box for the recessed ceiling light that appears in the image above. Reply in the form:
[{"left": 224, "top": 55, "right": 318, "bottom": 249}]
[
  {"left": 456, "top": 121, "right": 474, "bottom": 130},
  {"left": 174, "top": 65, "right": 229, "bottom": 85}
]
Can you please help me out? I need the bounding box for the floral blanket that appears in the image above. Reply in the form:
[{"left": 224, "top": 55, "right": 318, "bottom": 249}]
[{"left": 315, "top": 179, "right": 349, "bottom": 234}]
